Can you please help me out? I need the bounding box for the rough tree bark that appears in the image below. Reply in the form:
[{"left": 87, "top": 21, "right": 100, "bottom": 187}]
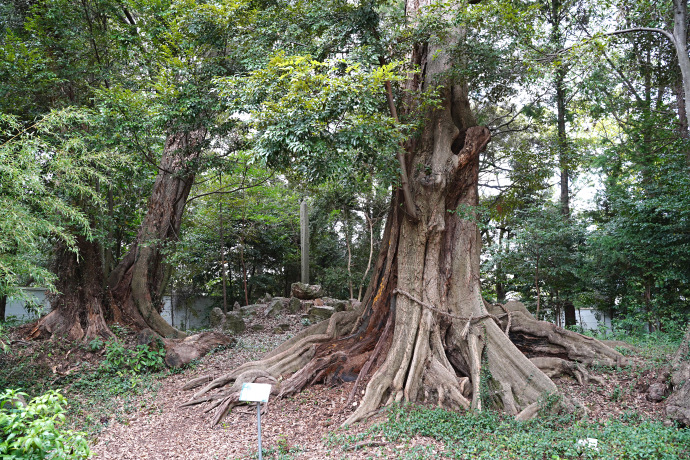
[
  {"left": 27, "top": 128, "right": 234, "bottom": 366},
  {"left": 108, "top": 129, "right": 207, "bottom": 339},
  {"left": 665, "top": 323, "right": 690, "bottom": 426},
  {"left": 30, "top": 236, "right": 113, "bottom": 341},
  {"left": 183, "top": 0, "right": 622, "bottom": 425}
]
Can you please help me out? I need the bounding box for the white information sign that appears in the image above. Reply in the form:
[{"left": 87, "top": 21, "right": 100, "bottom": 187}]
[{"left": 239, "top": 383, "right": 271, "bottom": 403}]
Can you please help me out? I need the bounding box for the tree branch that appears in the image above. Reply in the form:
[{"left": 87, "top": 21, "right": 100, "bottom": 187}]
[
  {"left": 603, "top": 27, "right": 675, "bottom": 45},
  {"left": 379, "top": 57, "right": 418, "bottom": 221}
]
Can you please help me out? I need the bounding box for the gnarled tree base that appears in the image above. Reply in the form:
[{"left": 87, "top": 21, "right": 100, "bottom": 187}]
[{"left": 183, "top": 299, "right": 621, "bottom": 425}]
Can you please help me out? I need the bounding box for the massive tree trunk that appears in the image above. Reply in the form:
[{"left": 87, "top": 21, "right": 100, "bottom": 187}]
[
  {"left": 108, "top": 129, "right": 206, "bottom": 339},
  {"left": 30, "top": 236, "right": 113, "bottom": 341},
  {"left": 183, "top": 0, "right": 621, "bottom": 424}
]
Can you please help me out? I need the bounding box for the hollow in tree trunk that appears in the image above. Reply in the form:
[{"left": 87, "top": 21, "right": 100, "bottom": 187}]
[
  {"left": 183, "top": 1, "right": 622, "bottom": 424},
  {"left": 108, "top": 129, "right": 206, "bottom": 339}
]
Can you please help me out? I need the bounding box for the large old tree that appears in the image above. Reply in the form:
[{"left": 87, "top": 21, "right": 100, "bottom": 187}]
[
  {"left": 24, "top": 0, "right": 233, "bottom": 344},
  {"left": 34, "top": 130, "right": 206, "bottom": 341},
  {"left": 184, "top": 0, "right": 622, "bottom": 424}
]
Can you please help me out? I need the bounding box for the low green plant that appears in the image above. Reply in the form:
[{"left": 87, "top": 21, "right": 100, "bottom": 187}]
[
  {"left": 99, "top": 340, "right": 166, "bottom": 375},
  {"left": 87, "top": 337, "right": 104, "bottom": 352},
  {"left": 0, "top": 389, "right": 90, "bottom": 459},
  {"left": 329, "top": 403, "right": 690, "bottom": 459}
]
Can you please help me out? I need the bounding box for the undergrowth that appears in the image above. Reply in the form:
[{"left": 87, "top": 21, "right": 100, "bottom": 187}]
[
  {"left": 0, "top": 329, "right": 171, "bottom": 437},
  {"left": 330, "top": 404, "right": 690, "bottom": 459},
  {"left": 0, "top": 389, "right": 91, "bottom": 459}
]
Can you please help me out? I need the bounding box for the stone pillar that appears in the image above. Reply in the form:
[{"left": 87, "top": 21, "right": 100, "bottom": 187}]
[{"left": 300, "top": 201, "right": 309, "bottom": 284}]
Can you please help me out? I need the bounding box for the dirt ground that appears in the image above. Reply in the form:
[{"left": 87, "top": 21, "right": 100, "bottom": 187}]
[{"left": 86, "top": 312, "right": 667, "bottom": 460}]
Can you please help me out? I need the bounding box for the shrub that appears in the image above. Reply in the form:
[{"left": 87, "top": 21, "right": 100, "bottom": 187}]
[{"left": 0, "top": 389, "right": 90, "bottom": 459}]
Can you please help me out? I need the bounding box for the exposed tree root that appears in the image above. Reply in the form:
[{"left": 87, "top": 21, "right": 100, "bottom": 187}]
[
  {"left": 665, "top": 324, "right": 690, "bottom": 426},
  {"left": 530, "top": 357, "right": 604, "bottom": 386},
  {"left": 181, "top": 25, "right": 624, "bottom": 425},
  {"left": 486, "top": 301, "right": 625, "bottom": 366},
  {"left": 182, "top": 310, "right": 360, "bottom": 420}
]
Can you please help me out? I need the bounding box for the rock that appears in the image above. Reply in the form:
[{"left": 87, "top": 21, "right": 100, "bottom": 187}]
[
  {"left": 164, "top": 332, "right": 234, "bottom": 368},
  {"left": 250, "top": 324, "right": 265, "bottom": 331},
  {"left": 313, "top": 298, "right": 324, "bottom": 306},
  {"left": 323, "top": 298, "right": 348, "bottom": 312},
  {"left": 303, "top": 300, "right": 314, "bottom": 311},
  {"left": 136, "top": 328, "right": 163, "bottom": 347},
  {"left": 647, "top": 383, "right": 669, "bottom": 402},
  {"left": 349, "top": 298, "right": 362, "bottom": 312},
  {"left": 209, "top": 307, "right": 226, "bottom": 328},
  {"left": 223, "top": 312, "right": 246, "bottom": 334},
  {"left": 233, "top": 301, "right": 241, "bottom": 311},
  {"left": 288, "top": 297, "right": 302, "bottom": 313},
  {"left": 259, "top": 293, "right": 273, "bottom": 303},
  {"left": 273, "top": 323, "right": 291, "bottom": 333},
  {"left": 291, "top": 282, "right": 324, "bottom": 300},
  {"left": 265, "top": 298, "right": 288, "bottom": 317},
  {"left": 240, "top": 304, "right": 264, "bottom": 318},
  {"left": 308, "top": 305, "right": 335, "bottom": 322}
]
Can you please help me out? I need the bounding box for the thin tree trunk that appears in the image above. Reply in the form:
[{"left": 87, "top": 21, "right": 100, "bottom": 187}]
[
  {"left": 219, "top": 173, "right": 228, "bottom": 314},
  {"left": 240, "top": 235, "right": 249, "bottom": 307},
  {"left": 555, "top": 66, "right": 570, "bottom": 217},
  {"left": 495, "top": 226, "right": 507, "bottom": 303},
  {"left": 0, "top": 295, "right": 6, "bottom": 322},
  {"left": 644, "top": 281, "right": 654, "bottom": 333},
  {"left": 535, "top": 254, "right": 541, "bottom": 320},
  {"left": 345, "top": 210, "right": 354, "bottom": 300},
  {"left": 673, "top": 0, "right": 690, "bottom": 128}
]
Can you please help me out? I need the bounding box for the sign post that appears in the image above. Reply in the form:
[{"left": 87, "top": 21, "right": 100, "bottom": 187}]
[{"left": 239, "top": 383, "right": 272, "bottom": 460}]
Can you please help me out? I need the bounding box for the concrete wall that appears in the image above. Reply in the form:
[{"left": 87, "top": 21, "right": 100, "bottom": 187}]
[
  {"left": 4, "top": 289, "right": 612, "bottom": 334},
  {"left": 574, "top": 308, "right": 612, "bottom": 332},
  {"left": 4, "top": 288, "right": 51, "bottom": 321},
  {"left": 160, "top": 294, "right": 219, "bottom": 330}
]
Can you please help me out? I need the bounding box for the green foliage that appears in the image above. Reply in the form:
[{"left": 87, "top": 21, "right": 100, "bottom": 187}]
[
  {"left": 217, "top": 54, "right": 404, "bottom": 184},
  {"left": 99, "top": 340, "right": 166, "bottom": 376},
  {"left": 0, "top": 109, "right": 110, "bottom": 298},
  {"left": 0, "top": 389, "right": 90, "bottom": 459},
  {"left": 483, "top": 202, "right": 586, "bottom": 317},
  {"left": 331, "top": 404, "right": 690, "bottom": 459}
]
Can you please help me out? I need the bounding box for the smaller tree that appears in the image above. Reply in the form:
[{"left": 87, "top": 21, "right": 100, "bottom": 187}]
[
  {"left": 0, "top": 110, "right": 108, "bottom": 323},
  {"left": 491, "top": 203, "right": 585, "bottom": 324}
]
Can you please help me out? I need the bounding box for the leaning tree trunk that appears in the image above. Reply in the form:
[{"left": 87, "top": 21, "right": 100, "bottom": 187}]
[
  {"left": 109, "top": 129, "right": 206, "bottom": 339},
  {"left": 30, "top": 236, "right": 113, "bottom": 341},
  {"left": 183, "top": 0, "right": 622, "bottom": 425}
]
